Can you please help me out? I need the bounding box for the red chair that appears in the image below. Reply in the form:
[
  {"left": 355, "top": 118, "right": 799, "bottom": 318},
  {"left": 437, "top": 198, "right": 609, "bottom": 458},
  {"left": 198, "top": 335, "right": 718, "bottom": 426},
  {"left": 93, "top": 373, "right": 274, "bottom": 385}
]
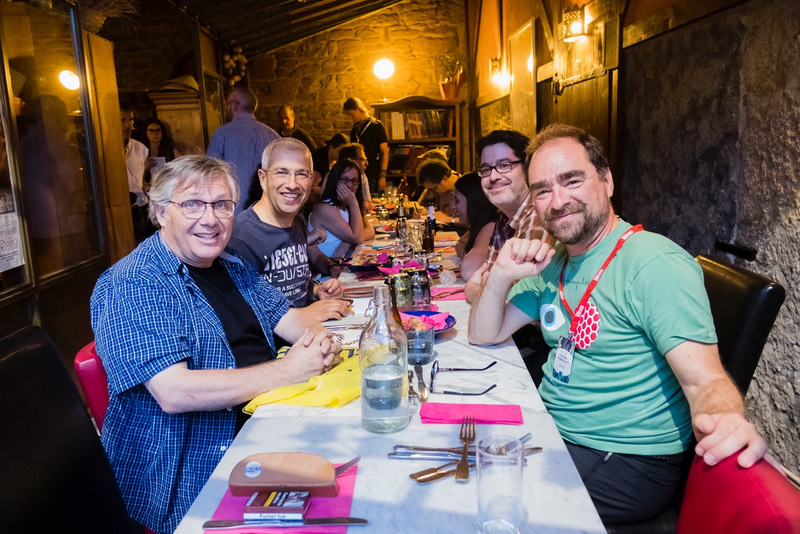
[
  {"left": 74, "top": 341, "right": 110, "bottom": 431},
  {"left": 73, "top": 341, "right": 158, "bottom": 534},
  {"left": 678, "top": 453, "right": 800, "bottom": 533}
]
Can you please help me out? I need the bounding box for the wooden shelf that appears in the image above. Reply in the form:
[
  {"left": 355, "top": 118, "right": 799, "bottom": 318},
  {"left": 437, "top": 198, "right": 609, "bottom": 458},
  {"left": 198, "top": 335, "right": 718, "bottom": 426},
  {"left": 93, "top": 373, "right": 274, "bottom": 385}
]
[{"left": 373, "top": 96, "right": 463, "bottom": 180}]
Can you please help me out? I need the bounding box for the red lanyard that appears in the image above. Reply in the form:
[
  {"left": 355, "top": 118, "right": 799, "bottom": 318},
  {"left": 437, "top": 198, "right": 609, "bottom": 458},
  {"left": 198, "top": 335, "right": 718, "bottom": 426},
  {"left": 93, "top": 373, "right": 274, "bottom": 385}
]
[{"left": 558, "top": 225, "right": 643, "bottom": 334}]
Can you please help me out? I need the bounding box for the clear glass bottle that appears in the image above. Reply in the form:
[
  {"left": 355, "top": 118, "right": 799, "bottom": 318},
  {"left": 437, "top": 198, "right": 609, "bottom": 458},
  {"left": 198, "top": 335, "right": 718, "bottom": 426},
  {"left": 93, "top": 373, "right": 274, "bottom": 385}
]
[{"left": 359, "top": 285, "right": 409, "bottom": 433}]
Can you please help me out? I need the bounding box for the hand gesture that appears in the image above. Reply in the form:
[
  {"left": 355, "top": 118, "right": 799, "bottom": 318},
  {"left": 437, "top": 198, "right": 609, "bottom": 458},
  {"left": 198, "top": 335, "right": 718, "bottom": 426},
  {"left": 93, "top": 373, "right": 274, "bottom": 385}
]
[
  {"left": 315, "top": 278, "right": 343, "bottom": 299},
  {"left": 332, "top": 241, "right": 354, "bottom": 260},
  {"left": 493, "top": 238, "right": 556, "bottom": 283},
  {"left": 336, "top": 180, "right": 357, "bottom": 205},
  {"left": 693, "top": 412, "right": 767, "bottom": 468},
  {"left": 281, "top": 329, "right": 336, "bottom": 381},
  {"left": 301, "top": 298, "right": 351, "bottom": 322}
]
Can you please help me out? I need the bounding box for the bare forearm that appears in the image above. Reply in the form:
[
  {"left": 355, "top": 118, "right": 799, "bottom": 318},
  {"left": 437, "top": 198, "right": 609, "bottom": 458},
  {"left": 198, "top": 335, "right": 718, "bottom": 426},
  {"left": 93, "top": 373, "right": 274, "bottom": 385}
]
[
  {"left": 348, "top": 204, "right": 365, "bottom": 242},
  {"left": 274, "top": 308, "right": 324, "bottom": 341},
  {"left": 468, "top": 270, "right": 516, "bottom": 345},
  {"left": 684, "top": 374, "right": 745, "bottom": 419},
  {"left": 145, "top": 358, "right": 306, "bottom": 414}
]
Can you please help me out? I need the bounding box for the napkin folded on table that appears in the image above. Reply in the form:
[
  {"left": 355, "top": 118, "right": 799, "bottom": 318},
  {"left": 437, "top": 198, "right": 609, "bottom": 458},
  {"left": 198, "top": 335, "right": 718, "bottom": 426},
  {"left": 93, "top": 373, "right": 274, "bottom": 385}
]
[
  {"left": 420, "top": 403, "right": 524, "bottom": 425},
  {"left": 207, "top": 466, "right": 358, "bottom": 534},
  {"left": 377, "top": 260, "right": 424, "bottom": 275},
  {"left": 243, "top": 348, "right": 360, "bottom": 413},
  {"left": 399, "top": 311, "right": 449, "bottom": 330}
]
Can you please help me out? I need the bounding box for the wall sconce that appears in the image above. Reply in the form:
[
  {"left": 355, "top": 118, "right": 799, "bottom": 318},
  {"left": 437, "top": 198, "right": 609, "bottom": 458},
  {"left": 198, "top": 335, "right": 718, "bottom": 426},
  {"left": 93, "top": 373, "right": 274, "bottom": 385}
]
[
  {"left": 560, "top": 5, "right": 587, "bottom": 42},
  {"left": 490, "top": 57, "right": 510, "bottom": 87}
]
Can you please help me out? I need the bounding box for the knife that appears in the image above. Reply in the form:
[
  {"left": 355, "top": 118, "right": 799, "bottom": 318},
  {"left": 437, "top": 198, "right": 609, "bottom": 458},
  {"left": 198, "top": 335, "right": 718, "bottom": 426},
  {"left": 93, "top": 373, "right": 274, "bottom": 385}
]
[
  {"left": 391, "top": 447, "right": 542, "bottom": 462},
  {"left": 394, "top": 433, "right": 534, "bottom": 454},
  {"left": 414, "top": 364, "right": 429, "bottom": 402},
  {"left": 203, "top": 517, "right": 368, "bottom": 529}
]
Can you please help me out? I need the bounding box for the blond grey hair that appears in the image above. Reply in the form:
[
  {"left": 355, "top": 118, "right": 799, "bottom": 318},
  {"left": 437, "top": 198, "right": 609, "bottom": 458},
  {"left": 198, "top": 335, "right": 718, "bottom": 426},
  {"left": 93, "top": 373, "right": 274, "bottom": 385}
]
[{"left": 148, "top": 155, "right": 239, "bottom": 226}]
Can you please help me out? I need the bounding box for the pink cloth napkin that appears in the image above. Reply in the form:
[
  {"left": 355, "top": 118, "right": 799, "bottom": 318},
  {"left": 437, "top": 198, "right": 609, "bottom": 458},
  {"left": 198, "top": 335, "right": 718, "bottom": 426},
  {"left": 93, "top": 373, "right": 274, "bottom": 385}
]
[
  {"left": 376, "top": 252, "right": 389, "bottom": 263},
  {"left": 377, "top": 260, "right": 424, "bottom": 275},
  {"left": 206, "top": 466, "right": 357, "bottom": 533},
  {"left": 420, "top": 403, "right": 524, "bottom": 425},
  {"left": 431, "top": 287, "right": 467, "bottom": 300},
  {"left": 399, "top": 311, "right": 449, "bottom": 330}
]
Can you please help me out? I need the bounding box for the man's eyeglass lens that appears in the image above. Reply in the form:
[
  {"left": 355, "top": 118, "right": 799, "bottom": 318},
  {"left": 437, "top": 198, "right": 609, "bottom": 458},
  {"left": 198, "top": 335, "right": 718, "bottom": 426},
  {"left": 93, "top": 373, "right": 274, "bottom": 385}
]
[
  {"left": 170, "top": 199, "right": 235, "bottom": 218},
  {"left": 271, "top": 170, "right": 311, "bottom": 180},
  {"left": 477, "top": 160, "right": 523, "bottom": 178}
]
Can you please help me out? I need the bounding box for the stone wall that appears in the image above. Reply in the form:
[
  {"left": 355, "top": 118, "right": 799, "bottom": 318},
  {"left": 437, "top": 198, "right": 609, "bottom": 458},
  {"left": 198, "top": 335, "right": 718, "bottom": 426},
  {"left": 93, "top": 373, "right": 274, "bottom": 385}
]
[
  {"left": 246, "top": 0, "right": 468, "bottom": 167},
  {"left": 621, "top": 0, "right": 800, "bottom": 471}
]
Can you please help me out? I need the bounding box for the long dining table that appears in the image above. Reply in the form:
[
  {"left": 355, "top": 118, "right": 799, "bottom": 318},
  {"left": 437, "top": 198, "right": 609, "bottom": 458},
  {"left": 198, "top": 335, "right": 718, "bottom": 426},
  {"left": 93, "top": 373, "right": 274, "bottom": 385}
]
[{"left": 175, "top": 236, "right": 606, "bottom": 533}]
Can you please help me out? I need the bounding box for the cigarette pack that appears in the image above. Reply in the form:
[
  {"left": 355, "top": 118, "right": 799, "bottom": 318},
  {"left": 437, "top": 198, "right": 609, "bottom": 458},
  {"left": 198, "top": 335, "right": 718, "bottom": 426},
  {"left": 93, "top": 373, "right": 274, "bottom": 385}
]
[{"left": 242, "top": 490, "right": 311, "bottom": 520}]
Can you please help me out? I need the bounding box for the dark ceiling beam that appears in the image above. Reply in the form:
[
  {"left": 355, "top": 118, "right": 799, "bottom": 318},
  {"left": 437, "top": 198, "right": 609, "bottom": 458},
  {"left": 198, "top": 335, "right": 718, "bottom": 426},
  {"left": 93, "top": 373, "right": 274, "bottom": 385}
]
[
  {"left": 234, "top": 0, "right": 403, "bottom": 56},
  {"left": 212, "top": 0, "right": 367, "bottom": 41},
  {"left": 180, "top": 0, "right": 296, "bottom": 20}
]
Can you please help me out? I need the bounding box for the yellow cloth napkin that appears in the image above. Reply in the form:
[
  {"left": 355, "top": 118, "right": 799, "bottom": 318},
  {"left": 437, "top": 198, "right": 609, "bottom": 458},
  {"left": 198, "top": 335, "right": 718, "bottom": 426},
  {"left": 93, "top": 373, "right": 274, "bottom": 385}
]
[{"left": 243, "top": 347, "right": 360, "bottom": 413}]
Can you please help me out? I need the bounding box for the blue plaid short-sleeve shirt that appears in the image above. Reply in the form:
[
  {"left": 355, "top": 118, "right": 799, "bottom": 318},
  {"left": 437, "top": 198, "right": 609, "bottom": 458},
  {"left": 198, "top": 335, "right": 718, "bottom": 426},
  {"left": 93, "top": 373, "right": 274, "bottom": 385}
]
[{"left": 90, "top": 233, "right": 289, "bottom": 534}]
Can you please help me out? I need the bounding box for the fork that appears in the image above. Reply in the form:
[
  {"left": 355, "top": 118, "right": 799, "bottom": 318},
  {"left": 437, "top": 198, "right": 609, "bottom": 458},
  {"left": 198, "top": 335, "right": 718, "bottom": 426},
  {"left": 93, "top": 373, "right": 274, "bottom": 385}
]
[
  {"left": 455, "top": 416, "right": 475, "bottom": 481},
  {"left": 334, "top": 454, "right": 361, "bottom": 476}
]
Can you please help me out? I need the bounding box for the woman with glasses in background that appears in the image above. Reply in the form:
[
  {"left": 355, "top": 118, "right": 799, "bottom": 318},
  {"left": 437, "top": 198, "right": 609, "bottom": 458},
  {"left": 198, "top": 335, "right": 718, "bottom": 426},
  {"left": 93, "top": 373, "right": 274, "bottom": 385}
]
[
  {"left": 143, "top": 118, "right": 180, "bottom": 185},
  {"left": 308, "top": 158, "right": 375, "bottom": 259},
  {"left": 452, "top": 171, "right": 499, "bottom": 281}
]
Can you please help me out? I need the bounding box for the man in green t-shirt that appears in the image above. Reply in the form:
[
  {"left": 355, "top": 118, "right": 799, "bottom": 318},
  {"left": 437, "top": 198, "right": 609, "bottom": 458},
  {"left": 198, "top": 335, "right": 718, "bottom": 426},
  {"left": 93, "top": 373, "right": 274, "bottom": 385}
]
[{"left": 468, "top": 124, "right": 766, "bottom": 525}]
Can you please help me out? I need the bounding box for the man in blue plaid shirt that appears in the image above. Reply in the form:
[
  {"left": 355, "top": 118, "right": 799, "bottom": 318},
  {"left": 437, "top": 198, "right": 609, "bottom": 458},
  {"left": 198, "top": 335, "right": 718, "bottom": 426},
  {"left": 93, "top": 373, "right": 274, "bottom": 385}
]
[{"left": 91, "top": 155, "right": 341, "bottom": 534}]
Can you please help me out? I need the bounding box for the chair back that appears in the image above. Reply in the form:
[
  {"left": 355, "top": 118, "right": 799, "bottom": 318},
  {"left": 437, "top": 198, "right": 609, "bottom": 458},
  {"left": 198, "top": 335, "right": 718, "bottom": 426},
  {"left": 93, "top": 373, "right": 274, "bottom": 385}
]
[
  {"left": 678, "top": 454, "right": 800, "bottom": 533},
  {"left": 74, "top": 340, "right": 110, "bottom": 430},
  {"left": 696, "top": 255, "right": 785, "bottom": 393},
  {"left": 0, "top": 327, "right": 135, "bottom": 533}
]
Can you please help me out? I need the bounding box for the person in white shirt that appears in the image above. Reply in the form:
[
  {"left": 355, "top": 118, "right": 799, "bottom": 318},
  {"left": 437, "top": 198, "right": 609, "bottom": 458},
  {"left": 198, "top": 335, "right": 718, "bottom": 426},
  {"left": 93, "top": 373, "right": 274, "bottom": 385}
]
[{"left": 120, "top": 101, "right": 152, "bottom": 242}]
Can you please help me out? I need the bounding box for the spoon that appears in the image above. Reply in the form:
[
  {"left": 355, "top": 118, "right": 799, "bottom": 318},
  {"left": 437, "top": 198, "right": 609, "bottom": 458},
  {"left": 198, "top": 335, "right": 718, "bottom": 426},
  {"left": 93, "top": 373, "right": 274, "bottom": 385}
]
[
  {"left": 414, "top": 364, "right": 429, "bottom": 402},
  {"left": 408, "top": 371, "right": 418, "bottom": 399}
]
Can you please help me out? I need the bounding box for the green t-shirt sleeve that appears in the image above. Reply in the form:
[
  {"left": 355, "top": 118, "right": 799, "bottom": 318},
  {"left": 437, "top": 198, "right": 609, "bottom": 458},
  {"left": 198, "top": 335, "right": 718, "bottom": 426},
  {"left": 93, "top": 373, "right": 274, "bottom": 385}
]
[{"left": 624, "top": 249, "right": 717, "bottom": 356}]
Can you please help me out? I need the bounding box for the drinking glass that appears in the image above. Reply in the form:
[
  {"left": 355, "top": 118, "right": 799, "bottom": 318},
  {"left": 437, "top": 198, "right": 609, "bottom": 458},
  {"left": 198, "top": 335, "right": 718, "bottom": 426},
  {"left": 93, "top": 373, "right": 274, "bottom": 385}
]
[
  {"left": 476, "top": 436, "right": 523, "bottom": 534},
  {"left": 406, "top": 323, "right": 434, "bottom": 365}
]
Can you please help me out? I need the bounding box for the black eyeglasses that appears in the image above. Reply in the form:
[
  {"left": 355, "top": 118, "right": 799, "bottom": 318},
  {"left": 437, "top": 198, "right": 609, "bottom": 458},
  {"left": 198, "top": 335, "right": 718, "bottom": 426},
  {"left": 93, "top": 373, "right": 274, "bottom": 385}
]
[
  {"left": 429, "top": 360, "right": 497, "bottom": 396},
  {"left": 168, "top": 199, "right": 236, "bottom": 219},
  {"left": 477, "top": 160, "right": 524, "bottom": 178},
  {"left": 146, "top": 128, "right": 162, "bottom": 133}
]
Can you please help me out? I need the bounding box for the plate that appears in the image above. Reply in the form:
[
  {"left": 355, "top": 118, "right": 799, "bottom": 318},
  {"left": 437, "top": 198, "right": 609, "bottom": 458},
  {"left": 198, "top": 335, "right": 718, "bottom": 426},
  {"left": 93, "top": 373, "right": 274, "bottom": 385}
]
[
  {"left": 344, "top": 261, "right": 391, "bottom": 272},
  {"left": 402, "top": 310, "right": 456, "bottom": 334}
]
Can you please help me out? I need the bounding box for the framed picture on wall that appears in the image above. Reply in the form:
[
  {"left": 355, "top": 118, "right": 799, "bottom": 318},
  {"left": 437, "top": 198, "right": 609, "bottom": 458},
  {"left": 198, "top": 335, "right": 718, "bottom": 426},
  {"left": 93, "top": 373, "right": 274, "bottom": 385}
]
[{"left": 508, "top": 21, "right": 536, "bottom": 138}]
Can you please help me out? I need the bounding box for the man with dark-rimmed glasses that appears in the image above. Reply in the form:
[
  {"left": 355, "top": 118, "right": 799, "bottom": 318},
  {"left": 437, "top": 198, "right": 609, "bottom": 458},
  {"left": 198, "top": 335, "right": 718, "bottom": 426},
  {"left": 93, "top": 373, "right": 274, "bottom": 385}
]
[
  {"left": 91, "top": 155, "right": 340, "bottom": 533},
  {"left": 464, "top": 129, "right": 549, "bottom": 303}
]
